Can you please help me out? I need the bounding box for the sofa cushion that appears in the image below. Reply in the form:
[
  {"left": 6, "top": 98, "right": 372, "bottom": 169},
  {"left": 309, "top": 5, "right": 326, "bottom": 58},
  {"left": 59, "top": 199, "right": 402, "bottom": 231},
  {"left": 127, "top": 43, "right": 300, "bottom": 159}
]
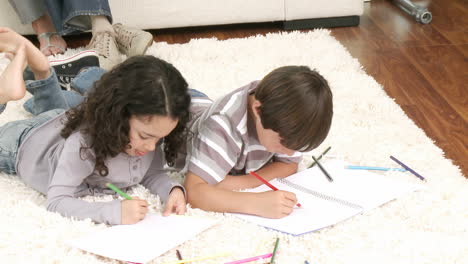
[
  {"left": 112, "top": 0, "right": 284, "bottom": 29},
  {"left": 285, "top": 0, "right": 364, "bottom": 20}
]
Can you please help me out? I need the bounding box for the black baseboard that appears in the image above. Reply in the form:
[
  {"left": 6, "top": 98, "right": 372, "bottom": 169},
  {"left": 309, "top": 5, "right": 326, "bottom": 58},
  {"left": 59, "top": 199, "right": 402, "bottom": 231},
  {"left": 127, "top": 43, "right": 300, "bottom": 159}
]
[{"left": 283, "top": 15, "right": 360, "bottom": 30}]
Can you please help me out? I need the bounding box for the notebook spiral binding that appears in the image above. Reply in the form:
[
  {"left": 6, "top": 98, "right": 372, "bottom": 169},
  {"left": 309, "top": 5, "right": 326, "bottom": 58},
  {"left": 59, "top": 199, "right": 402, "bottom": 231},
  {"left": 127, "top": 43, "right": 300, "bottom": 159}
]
[{"left": 278, "top": 178, "right": 363, "bottom": 210}]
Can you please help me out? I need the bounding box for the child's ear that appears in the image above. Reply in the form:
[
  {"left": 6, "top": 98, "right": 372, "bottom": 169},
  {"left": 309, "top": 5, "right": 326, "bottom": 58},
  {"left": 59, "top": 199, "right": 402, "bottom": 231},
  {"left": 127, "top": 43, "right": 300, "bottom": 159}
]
[{"left": 251, "top": 99, "right": 262, "bottom": 119}]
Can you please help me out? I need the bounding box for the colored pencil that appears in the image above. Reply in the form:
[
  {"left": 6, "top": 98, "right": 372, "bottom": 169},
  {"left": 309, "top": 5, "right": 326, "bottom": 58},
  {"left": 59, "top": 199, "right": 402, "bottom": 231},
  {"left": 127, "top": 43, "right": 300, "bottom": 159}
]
[
  {"left": 249, "top": 171, "right": 278, "bottom": 191},
  {"left": 308, "top": 146, "right": 331, "bottom": 168},
  {"left": 270, "top": 238, "right": 280, "bottom": 264},
  {"left": 345, "top": 165, "right": 407, "bottom": 172},
  {"left": 163, "top": 252, "right": 231, "bottom": 264},
  {"left": 106, "top": 183, "right": 132, "bottom": 200},
  {"left": 390, "top": 155, "right": 425, "bottom": 181},
  {"left": 176, "top": 250, "right": 183, "bottom": 260},
  {"left": 311, "top": 156, "right": 333, "bottom": 182},
  {"left": 249, "top": 171, "right": 301, "bottom": 207},
  {"left": 224, "top": 253, "right": 272, "bottom": 264},
  {"left": 305, "top": 261, "right": 310, "bottom": 264}
]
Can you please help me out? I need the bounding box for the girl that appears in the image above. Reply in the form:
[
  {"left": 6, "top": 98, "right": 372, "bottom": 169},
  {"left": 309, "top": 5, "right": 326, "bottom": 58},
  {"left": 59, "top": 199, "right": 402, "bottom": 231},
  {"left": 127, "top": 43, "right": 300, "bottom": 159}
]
[{"left": 0, "top": 54, "right": 191, "bottom": 225}]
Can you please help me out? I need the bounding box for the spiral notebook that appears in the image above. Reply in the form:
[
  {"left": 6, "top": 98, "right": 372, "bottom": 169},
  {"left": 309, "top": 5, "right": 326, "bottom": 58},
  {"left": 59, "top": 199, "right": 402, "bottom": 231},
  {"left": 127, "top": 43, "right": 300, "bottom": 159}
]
[{"left": 233, "top": 159, "right": 423, "bottom": 236}]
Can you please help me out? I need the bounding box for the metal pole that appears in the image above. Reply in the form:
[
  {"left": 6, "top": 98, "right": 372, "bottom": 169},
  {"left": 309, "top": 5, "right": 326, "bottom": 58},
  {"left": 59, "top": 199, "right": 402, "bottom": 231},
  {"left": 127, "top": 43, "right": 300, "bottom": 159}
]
[{"left": 392, "top": 0, "right": 432, "bottom": 24}]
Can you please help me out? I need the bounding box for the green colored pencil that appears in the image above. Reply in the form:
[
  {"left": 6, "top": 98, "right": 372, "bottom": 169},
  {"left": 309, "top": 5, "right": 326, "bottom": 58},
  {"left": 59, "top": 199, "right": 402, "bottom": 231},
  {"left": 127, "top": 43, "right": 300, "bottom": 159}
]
[
  {"left": 308, "top": 146, "right": 331, "bottom": 168},
  {"left": 106, "top": 183, "right": 132, "bottom": 200},
  {"left": 270, "top": 237, "right": 280, "bottom": 264}
]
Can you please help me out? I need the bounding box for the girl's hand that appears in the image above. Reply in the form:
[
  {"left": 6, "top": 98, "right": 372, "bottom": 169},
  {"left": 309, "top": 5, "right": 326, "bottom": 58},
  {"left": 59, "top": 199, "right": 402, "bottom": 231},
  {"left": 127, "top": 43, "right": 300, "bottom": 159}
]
[
  {"left": 253, "top": 190, "right": 297, "bottom": 219},
  {"left": 162, "top": 187, "right": 186, "bottom": 216},
  {"left": 121, "top": 196, "right": 148, "bottom": 224}
]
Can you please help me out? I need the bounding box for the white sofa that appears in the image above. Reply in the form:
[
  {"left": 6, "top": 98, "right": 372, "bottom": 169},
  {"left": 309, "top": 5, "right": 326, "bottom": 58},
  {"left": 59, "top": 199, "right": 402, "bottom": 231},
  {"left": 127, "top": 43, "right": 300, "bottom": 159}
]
[{"left": 0, "top": 0, "right": 363, "bottom": 35}]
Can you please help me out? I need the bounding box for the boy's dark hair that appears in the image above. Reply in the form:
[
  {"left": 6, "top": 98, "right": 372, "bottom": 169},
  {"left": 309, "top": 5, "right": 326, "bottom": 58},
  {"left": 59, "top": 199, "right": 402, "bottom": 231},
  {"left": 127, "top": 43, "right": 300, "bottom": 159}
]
[
  {"left": 254, "top": 66, "right": 333, "bottom": 152},
  {"left": 61, "top": 55, "right": 191, "bottom": 176}
]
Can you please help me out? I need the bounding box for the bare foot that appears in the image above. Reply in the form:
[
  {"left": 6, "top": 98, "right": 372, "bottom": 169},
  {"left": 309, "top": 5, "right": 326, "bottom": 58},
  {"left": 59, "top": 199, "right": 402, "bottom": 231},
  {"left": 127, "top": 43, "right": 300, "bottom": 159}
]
[
  {"left": 32, "top": 14, "right": 67, "bottom": 56},
  {"left": 0, "top": 44, "right": 28, "bottom": 103}
]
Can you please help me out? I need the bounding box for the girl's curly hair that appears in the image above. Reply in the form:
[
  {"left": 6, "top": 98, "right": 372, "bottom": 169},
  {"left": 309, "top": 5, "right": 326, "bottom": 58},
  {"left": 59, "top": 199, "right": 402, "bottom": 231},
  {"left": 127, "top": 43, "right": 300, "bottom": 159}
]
[{"left": 61, "top": 56, "right": 191, "bottom": 176}]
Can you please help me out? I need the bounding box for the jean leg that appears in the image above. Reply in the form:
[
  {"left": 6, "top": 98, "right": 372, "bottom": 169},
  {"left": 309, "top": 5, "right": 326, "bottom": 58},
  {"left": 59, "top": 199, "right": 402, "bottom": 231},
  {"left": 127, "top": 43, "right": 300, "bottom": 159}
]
[
  {"left": 23, "top": 68, "right": 68, "bottom": 115},
  {"left": 61, "top": 91, "right": 85, "bottom": 108},
  {"left": 71, "top": 67, "right": 106, "bottom": 95},
  {"left": 8, "top": 0, "right": 47, "bottom": 24},
  {"left": 189, "top": 89, "right": 209, "bottom": 98},
  {"left": 0, "top": 109, "right": 63, "bottom": 174},
  {"left": 23, "top": 67, "right": 35, "bottom": 82},
  {"left": 45, "top": 0, "right": 112, "bottom": 35},
  {"left": 0, "top": 120, "right": 20, "bottom": 174},
  {"left": 0, "top": 104, "right": 6, "bottom": 115},
  {"left": 44, "top": 0, "right": 64, "bottom": 34},
  {"left": 24, "top": 90, "right": 85, "bottom": 114}
]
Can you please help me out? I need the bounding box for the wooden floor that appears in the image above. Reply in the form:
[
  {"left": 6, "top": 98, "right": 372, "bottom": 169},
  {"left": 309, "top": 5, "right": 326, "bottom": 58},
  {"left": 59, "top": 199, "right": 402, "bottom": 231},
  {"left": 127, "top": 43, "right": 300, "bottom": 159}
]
[{"left": 62, "top": 0, "right": 467, "bottom": 176}]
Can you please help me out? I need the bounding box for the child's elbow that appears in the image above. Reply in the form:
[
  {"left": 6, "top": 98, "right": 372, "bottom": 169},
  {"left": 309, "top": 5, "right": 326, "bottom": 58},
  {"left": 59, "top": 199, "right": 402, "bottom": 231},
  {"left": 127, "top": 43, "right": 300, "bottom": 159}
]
[{"left": 184, "top": 172, "right": 204, "bottom": 207}]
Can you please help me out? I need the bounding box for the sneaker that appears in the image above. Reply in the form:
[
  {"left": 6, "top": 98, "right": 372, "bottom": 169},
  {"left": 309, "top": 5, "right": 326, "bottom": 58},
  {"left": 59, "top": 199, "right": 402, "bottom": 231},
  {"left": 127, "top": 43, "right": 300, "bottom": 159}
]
[
  {"left": 49, "top": 50, "right": 100, "bottom": 90},
  {"left": 113, "top": 23, "right": 153, "bottom": 57},
  {"left": 87, "top": 31, "right": 122, "bottom": 71}
]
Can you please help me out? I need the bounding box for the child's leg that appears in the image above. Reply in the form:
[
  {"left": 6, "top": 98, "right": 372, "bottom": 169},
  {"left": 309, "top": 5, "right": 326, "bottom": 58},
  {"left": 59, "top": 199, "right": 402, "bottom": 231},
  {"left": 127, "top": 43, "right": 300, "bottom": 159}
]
[
  {"left": 23, "top": 55, "right": 102, "bottom": 115},
  {"left": 0, "top": 45, "right": 27, "bottom": 104},
  {"left": 0, "top": 28, "right": 51, "bottom": 81},
  {"left": 70, "top": 66, "right": 107, "bottom": 95},
  {"left": 0, "top": 104, "right": 6, "bottom": 115},
  {"left": 0, "top": 108, "right": 63, "bottom": 174},
  {"left": 49, "top": 50, "right": 99, "bottom": 90},
  {"left": 22, "top": 68, "right": 70, "bottom": 115},
  {"left": 189, "top": 89, "right": 209, "bottom": 98}
]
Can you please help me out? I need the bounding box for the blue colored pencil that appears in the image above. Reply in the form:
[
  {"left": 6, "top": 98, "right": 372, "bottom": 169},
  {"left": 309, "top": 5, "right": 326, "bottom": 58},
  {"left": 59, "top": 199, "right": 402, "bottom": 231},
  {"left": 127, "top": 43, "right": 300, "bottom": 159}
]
[
  {"left": 390, "top": 155, "right": 425, "bottom": 181},
  {"left": 345, "top": 165, "right": 407, "bottom": 172}
]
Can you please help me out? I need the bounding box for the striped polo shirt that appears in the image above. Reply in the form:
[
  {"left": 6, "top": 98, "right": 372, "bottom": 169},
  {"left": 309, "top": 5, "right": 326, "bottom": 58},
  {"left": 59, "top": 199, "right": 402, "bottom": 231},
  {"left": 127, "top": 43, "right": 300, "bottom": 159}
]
[{"left": 185, "top": 81, "right": 302, "bottom": 184}]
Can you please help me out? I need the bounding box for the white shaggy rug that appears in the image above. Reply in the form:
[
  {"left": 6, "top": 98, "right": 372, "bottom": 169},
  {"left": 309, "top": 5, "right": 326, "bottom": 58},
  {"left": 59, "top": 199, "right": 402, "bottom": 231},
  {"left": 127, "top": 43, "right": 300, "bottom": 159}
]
[{"left": 1, "top": 30, "right": 467, "bottom": 264}]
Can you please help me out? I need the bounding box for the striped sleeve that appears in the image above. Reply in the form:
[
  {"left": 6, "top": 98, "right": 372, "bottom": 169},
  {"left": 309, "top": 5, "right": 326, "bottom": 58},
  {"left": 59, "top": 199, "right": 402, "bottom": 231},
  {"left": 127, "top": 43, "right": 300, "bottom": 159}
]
[
  {"left": 187, "top": 114, "right": 243, "bottom": 184},
  {"left": 274, "top": 151, "right": 303, "bottom": 164}
]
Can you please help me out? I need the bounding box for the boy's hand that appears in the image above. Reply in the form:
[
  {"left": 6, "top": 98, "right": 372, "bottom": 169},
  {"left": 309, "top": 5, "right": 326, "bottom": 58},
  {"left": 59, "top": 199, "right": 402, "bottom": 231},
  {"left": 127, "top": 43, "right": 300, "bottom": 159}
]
[
  {"left": 162, "top": 187, "right": 187, "bottom": 216},
  {"left": 121, "top": 196, "right": 148, "bottom": 224},
  {"left": 254, "top": 190, "right": 298, "bottom": 219}
]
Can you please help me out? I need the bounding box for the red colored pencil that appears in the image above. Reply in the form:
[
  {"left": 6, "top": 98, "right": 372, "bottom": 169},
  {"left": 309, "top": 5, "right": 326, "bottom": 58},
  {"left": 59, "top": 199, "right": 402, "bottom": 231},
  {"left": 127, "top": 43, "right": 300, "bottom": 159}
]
[{"left": 249, "top": 171, "right": 301, "bottom": 207}]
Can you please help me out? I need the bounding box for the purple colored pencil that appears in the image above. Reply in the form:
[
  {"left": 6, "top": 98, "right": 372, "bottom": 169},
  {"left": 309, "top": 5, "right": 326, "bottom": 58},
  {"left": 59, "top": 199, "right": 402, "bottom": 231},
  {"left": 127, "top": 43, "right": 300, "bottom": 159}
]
[{"left": 390, "top": 155, "right": 425, "bottom": 181}]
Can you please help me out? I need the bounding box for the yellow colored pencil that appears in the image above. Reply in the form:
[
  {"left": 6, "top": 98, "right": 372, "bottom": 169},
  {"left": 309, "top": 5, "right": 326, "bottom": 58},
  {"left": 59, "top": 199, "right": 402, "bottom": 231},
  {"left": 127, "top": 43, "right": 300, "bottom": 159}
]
[{"left": 162, "top": 252, "right": 231, "bottom": 264}]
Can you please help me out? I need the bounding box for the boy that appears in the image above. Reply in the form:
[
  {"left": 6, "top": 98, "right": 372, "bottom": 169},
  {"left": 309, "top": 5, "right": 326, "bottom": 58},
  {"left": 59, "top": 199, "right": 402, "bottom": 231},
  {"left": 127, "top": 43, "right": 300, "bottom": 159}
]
[
  {"left": 184, "top": 66, "right": 333, "bottom": 219},
  {"left": 0, "top": 27, "right": 99, "bottom": 114}
]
